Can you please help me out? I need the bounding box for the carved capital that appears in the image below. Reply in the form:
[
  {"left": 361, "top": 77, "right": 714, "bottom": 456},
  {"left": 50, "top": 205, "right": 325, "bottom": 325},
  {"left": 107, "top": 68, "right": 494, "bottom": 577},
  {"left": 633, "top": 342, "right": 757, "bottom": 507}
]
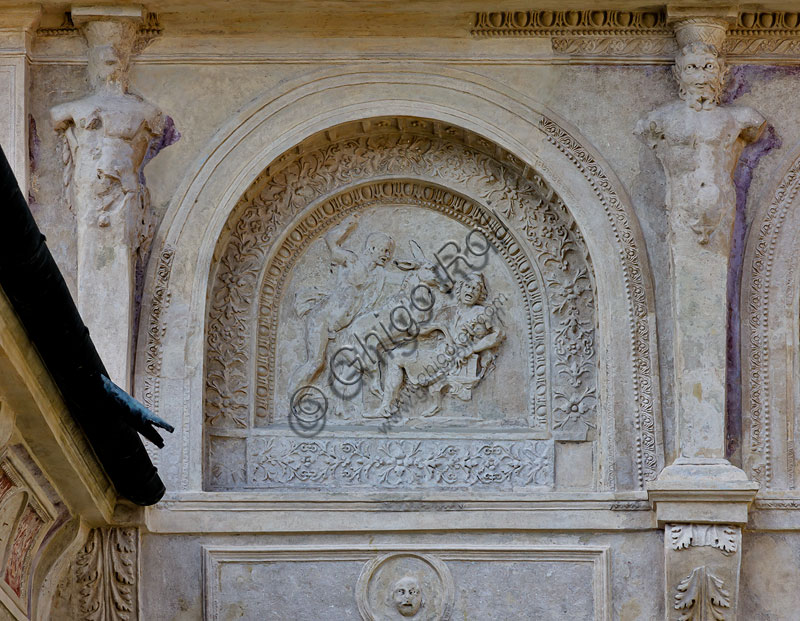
[{"left": 666, "top": 7, "right": 738, "bottom": 49}]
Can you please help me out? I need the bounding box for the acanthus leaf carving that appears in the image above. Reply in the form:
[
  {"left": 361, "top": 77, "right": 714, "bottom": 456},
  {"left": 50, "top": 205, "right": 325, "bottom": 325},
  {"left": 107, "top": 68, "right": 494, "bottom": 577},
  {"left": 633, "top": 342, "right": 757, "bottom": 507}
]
[
  {"left": 669, "top": 524, "right": 738, "bottom": 555},
  {"left": 674, "top": 566, "right": 731, "bottom": 621},
  {"left": 75, "top": 527, "right": 138, "bottom": 621}
]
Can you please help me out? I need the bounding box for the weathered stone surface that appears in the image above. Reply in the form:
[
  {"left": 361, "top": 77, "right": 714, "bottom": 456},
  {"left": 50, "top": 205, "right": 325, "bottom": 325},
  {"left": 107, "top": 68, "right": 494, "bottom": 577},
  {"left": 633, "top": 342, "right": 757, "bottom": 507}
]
[
  {"left": 49, "top": 10, "right": 171, "bottom": 389},
  {"left": 15, "top": 1, "right": 800, "bottom": 619}
]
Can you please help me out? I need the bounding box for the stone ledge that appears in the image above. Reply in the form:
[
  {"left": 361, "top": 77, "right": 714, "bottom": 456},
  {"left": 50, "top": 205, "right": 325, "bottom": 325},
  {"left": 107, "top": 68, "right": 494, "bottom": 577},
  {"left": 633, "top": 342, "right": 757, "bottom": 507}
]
[{"left": 647, "top": 459, "right": 759, "bottom": 525}]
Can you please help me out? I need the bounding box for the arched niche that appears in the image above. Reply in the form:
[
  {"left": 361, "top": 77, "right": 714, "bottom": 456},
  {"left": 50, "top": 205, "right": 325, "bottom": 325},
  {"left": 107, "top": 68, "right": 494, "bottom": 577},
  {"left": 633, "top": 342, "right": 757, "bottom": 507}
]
[
  {"left": 134, "top": 68, "right": 662, "bottom": 493},
  {"left": 204, "top": 118, "right": 596, "bottom": 491},
  {"left": 742, "top": 142, "right": 800, "bottom": 490}
]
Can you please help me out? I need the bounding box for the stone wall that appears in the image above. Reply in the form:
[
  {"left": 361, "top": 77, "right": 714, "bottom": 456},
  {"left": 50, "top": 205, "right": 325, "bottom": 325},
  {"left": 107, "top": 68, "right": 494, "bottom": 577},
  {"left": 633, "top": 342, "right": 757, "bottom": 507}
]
[{"left": 8, "top": 2, "right": 800, "bottom": 619}]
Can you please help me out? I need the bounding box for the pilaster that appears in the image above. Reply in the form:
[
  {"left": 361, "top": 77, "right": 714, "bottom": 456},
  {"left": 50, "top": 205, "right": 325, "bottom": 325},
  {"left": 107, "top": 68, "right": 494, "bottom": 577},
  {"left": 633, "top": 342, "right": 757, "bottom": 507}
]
[
  {"left": 0, "top": 6, "right": 40, "bottom": 197},
  {"left": 636, "top": 7, "right": 763, "bottom": 619}
]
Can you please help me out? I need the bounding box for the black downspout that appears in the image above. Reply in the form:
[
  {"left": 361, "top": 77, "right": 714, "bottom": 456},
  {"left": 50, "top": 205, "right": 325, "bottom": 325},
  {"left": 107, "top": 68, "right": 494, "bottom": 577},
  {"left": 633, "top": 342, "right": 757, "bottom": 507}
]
[{"left": 0, "top": 145, "right": 170, "bottom": 506}]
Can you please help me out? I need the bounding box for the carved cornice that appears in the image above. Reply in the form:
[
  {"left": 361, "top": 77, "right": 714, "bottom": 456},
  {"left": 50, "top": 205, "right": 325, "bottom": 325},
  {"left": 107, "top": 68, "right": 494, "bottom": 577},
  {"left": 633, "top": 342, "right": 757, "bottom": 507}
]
[
  {"left": 472, "top": 9, "right": 800, "bottom": 59},
  {"left": 37, "top": 11, "right": 161, "bottom": 40},
  {"left": 472, "top": 9, "right": 671, "bottom": 38}
]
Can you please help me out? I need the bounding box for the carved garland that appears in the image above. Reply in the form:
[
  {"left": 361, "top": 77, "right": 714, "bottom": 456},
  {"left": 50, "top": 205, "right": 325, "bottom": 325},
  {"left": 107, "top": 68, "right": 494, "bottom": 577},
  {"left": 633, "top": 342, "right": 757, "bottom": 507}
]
[
  {"left": 745, "top": 154, "right": 800, "bottom": 487},
  {"left": 539, "top": 115, "right": 658, "bottom": 485},
  {"left": 205, "top": 123, "right": 596, "bottom": 444}
]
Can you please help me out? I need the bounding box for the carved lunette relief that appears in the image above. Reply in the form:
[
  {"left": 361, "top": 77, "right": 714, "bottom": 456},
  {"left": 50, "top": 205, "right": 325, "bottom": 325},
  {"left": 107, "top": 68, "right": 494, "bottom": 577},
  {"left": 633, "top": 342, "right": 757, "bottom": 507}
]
[
  {"left": 204, "top": 120, "right": 597, "bottom": 443},
  {"left": 252, "top": 180, "right": 551, "bottom": 431},
  {"left": 202, "top": 113, "right": 662, "bottom": 489}
]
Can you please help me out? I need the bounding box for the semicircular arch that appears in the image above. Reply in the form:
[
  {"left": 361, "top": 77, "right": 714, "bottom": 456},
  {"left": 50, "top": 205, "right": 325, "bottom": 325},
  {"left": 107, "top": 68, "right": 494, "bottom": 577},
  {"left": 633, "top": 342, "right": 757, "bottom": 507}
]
[{"left": 135, "top": 67, "right": 662, "bottom": 492}]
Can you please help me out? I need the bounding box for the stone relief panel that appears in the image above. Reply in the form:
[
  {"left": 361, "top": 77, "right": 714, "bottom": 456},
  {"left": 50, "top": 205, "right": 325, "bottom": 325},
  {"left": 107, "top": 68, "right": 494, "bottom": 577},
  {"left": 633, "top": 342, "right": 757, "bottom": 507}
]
[
  {"left": 203, "top": 117, "right": 599, "bottom": 491},
  {"left": 272, "top": 204, "right": 521, "bottom": 427}
]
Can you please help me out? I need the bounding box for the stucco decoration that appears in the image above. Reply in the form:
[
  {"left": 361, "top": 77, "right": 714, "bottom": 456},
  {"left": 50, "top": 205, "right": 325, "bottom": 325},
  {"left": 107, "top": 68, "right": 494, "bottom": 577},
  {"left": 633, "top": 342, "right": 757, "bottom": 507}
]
[
  {"left": 203, "top": 117, "right": 599, "bottom": 490},
  {"left": 50, "top": 12, "right": 167, "bottom": 388},
  {"left": 356, "top": 553, "right": 454, "bottom": 621}
]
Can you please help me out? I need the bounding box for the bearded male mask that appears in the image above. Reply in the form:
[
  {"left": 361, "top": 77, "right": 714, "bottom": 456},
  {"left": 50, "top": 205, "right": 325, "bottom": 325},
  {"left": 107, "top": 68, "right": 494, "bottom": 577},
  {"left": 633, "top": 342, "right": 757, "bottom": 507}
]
[{"left": 673, "top": 41, "right": 729, "bottom": 111}]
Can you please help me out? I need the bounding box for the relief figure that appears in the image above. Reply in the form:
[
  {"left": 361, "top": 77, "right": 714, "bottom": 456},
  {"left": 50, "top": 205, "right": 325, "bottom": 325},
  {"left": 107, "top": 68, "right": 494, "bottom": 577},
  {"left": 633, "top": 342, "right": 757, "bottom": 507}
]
[
  {"left": 290, "top": 214, "right": 395, "bottom": 395},
  {"left": 634, "top": 41, "right": 764, "bottom": 247},
  {"left": 380, "top": 272, "right": 506, "bottom": 420},
  {"left": 392, "top": 576, "right": 423, "bottom": 617}
]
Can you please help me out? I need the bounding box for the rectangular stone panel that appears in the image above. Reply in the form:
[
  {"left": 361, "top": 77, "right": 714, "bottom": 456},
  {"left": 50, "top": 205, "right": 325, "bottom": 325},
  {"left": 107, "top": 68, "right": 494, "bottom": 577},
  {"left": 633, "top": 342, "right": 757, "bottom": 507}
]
[{"left": 203, "top": 545, "right": 609, "bottom": 621}]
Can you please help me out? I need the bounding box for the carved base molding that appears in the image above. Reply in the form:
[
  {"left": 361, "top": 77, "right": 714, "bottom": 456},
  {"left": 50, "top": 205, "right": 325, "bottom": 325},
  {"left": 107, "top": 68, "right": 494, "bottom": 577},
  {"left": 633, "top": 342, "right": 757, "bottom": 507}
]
[
  {"left": 472, "top": 9, "right": 800, "bottom": 60},
  {"left": 647, "top": 459, "right": 758, "bottom": 526}
]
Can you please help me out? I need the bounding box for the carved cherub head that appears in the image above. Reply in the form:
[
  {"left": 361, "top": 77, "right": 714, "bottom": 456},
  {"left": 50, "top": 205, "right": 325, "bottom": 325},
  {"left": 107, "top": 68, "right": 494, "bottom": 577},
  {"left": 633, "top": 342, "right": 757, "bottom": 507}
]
[
  {"left": 456, "top": 272, "right": 487, "bottom": 307},
  {"left": 365, "top": 232, "right": 395, "bottom": 267},
  {"left": 673, "top": 41, "right": 729, "bottom": 111},
  {"left": 392, "top": 576, "right": 423, "bottom": 617}
]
